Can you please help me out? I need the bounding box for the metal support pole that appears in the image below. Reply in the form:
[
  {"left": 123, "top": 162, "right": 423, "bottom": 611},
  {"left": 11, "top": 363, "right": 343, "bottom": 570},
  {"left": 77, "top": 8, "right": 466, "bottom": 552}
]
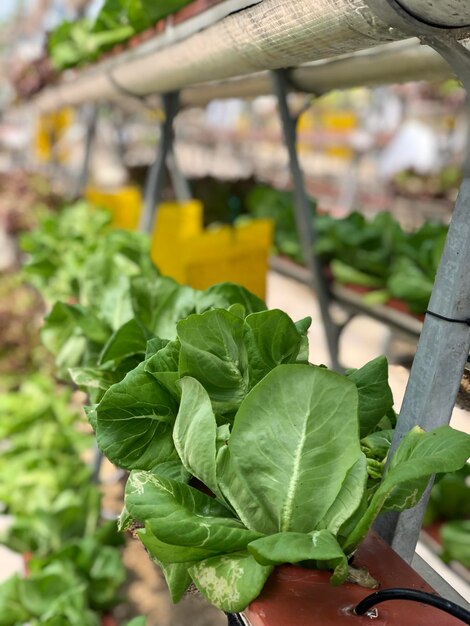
[
  {"left": 271, "top": 70, "right": 342, "bottom": 371},
  {"left": 91, "top": 442, "right": 103, "bottom": 484},
  {"left": 369, "top": 3, "right": 470, "bottom": 560},
  {"left": 140, "top": 91, "right": 180, "bottom": 233},
  {"left": 166, "top": 149, "right": 192, "bottom": 202},
  {"left": 74, "top": 104, "right": 98, "bottom": 199},
  {"left": 375, "top": 178, "right": 470, "bottom": 557}
]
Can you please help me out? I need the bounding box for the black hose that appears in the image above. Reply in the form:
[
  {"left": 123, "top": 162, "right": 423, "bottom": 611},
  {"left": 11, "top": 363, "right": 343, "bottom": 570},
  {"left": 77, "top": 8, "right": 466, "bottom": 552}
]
[
  {"left": 225, "top": 613, "right": 246, "bottom": 626},
  {"left": 355, "top": 588, "right": 470, "bottom": 624}
]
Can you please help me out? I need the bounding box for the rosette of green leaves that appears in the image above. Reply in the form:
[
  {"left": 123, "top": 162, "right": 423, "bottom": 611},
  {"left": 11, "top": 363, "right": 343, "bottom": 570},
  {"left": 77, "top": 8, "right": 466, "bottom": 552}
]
[
  {"left": 123, "top": 363, "right": 470, "bottom": 612},
  {"left": 0, "top": 562, "right": 106, "bottom": 626},
  {"left": 41, "top": 229, "right": 157, "bottom": 379},
  {"left": 440, "top": 520, "right": 470, "bottom": 568},
  {"left": 424, "top": 464, "right": 470, "bottom": 526},
  {"left": 387, "top": 222, "right": 447, "bottom": 314},
  {"left": 67, "top": 279, "right": 267, "bottom": 404},
  {"left": 49, "top": 0, "right": 195, "bottom": 70},
  {"left": 94, "top": 306, "right": 310, "bottom": 475},
  {"left": 21, "top": 202, "right": 112, "bottom": 303}
]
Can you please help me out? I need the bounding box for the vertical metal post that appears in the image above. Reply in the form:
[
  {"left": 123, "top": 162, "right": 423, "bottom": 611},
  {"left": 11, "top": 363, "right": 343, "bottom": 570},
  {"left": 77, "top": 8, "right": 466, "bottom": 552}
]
[
  {"left": 167, "top": 150, "right": 192, "bottom": 202},
  {"left": 74, "top": 104, "right": 98, "bottom": 198},
  {"left": 91, "top": 443, "right": 103, "bottom": 484},
  {"left": 140, "top": 91, "right": 180, "bottom": 234},
  {"left": 375, "top": 38, "right": 470, "bottom": 561},
  {"left": 113, "top": 107, "right": 127, "bottom": 164},
  {"left": 272, "top": 70, "right": 341, "bottom": 371}
]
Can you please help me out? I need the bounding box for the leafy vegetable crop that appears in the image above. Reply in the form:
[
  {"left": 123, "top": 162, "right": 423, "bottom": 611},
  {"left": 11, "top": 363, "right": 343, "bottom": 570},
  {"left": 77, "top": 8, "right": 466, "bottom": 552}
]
[
  {"left": 423, "top": 463, "right": 470, "bottom": 571},
  {"left": 49, "top": 0, "right": 194, "bottom": 70},
  {"left": 440, "top": 520, "right": 470, "bottom": 569},
  {"left": 246, "top": 185, "right": 449, "bottom": 314},
  {"left": 21, "top": 201, "right": 153, "bottom": 306},
  {"left": 85, "top": 280, "right": 468, "bottom": 611},
  {"left": 95, "top": 306, "right": 309, "bottom": 473},
  {"left": 424, "top": 464, "right": 470, "bottom": 525},
  {"left": 118, "top": 360, "right": 469, "bottom": 611},
  {"left": 0, "top": 375, "right": 126, "bottom": 624},
  {"left": 246, "top": 185, "right": 316, "bottom": 264},
  {"left": 21, "top": 195, "right": 469, "bottom": 616}
]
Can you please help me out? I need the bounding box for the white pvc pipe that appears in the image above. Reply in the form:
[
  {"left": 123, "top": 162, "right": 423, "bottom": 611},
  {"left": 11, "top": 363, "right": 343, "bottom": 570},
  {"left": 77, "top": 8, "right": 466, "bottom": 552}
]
[
  {"left": 34, "top": 0, "right": 403, "bottom": 111},
  {"left": 108, "top": 0, "right": 401, "bottom": 95},
  {"left": 179, "top": 40, "right": 452, "bottom": 107},
  {"left": 32, "top": 0, "right": 468, "bottom": 113}
]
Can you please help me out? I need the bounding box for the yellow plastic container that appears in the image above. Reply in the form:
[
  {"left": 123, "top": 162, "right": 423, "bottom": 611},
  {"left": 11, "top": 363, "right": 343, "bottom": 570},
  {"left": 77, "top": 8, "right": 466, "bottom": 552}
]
[
  {"left": 151, "top": 204, "right": 273, "bottom": 299},
  {"left": 85, "top": 186, "right": 142, "bottom": 231},
  {"left": 185, "top": 220, "right": 273, "bottom": 299},
  {"left": 151, "top": 200, "right": 204, "bottom": 283},
  {"left": 321, "top": 110, "right": 357, "bottom": 160},
  {"left": 321, "top": 111, "right": 358, "bottom": 132},
  {"left": 35, "top": 108, "right": 73, "bottom": 163}
]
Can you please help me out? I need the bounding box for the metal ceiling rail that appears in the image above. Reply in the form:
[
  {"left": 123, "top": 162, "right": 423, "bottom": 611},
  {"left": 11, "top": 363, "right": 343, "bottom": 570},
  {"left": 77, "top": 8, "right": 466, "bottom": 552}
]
[{"left": 32, "top": 0, "right": 470, "bottom": 114}]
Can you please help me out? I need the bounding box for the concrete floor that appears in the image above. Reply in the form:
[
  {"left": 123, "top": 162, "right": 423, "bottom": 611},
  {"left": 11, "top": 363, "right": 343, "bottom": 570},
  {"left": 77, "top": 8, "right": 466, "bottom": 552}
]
[{"left": 0, "top": 515, "right": 23, "bottom": 583}]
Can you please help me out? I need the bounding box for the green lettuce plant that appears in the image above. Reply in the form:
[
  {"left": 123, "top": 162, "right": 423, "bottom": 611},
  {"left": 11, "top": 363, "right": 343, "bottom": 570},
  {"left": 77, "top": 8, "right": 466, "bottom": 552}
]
[
  {"left": 0, "top": 567, "right": 101, "bottom": 626},
  {"left": 246, "top": 185, "right": 449, "bottom": 314},
  {"left": 0, "top": 355, "right": 126, "bottom": 626},
  {"left": 48, "top": 0, "right": 194, "bottom": 70},
  {"left": 120, "top": 364, "right": 470, "bottom": 611},
  {"left": 94, "top": 305, "right": 310, "bottom": 472},
  {"left": 21, "top": 202, "right": 111, "bottom": 303},
  {"left": 0, "top": 375, "right": 94, "bottom": 516},
  {"left": 440, "top": 520, "right": 470, "bottom": 568},
  {"left": 88, "top": 282, "right": 470, "bottom": 613},
  {"left": 52, "top": 278, "right": 267, "bottom": 403},
  {"left": 424, "top": 464, "right": 470, "bottom": 525},
  {"left": 24, "top": 198, "right": 467, "bottom": 615}
]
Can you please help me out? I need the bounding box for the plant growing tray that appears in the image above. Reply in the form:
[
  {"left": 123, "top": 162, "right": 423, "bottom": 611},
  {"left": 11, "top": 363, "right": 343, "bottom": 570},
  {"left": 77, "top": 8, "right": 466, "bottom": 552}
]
[
  {"left": 269, "top": 255, "right": 423, "bottom": 341},
  {"left": 243, "top": 531, "right": 464, "bottom": 625}
]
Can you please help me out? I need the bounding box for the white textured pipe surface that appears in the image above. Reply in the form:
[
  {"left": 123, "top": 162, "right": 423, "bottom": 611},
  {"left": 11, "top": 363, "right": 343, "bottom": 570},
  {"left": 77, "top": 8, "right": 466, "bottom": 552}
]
[
  {"left": 110, "top": 0, "right": 401, "bottom": 94},
  {"left": 34, "top": 0, "right": 405, "bottom": 111},
  {"left": 291, "top": 39, "right": 452, "bottom": 93},
  {"left": 395, "top": 0, "right": 470, "bottom": 27},
  {"left": 32, "top": 0, "right": 470, "bottom": 113},
  {"left": 179, "top": 40, "right": 452, "bottom": 107}
]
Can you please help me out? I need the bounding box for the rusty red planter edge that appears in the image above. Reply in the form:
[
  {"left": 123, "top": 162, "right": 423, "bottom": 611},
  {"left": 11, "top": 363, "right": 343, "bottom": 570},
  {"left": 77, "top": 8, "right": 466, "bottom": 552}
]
[
  {"left": 17, "top": 0, "right": 227, "bottom": 96},
  {"left": 243, "top": 531, "right": 463, "bottom": 626}
]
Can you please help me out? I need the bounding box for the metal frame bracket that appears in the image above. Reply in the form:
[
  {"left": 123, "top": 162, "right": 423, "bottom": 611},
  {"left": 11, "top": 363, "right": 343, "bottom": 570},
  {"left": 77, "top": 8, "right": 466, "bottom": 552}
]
[
  {"left": 139, "top": 91, "right": 182, "bottom": 233},
  {"left": 366, "top": 0, "right": 470, "bottom": 561},
  {"left": 271, "top": 69, "right": 342, "bottom": 372},
  {"left": 73, "top": 104, "right": 98, "bottom": 199}
]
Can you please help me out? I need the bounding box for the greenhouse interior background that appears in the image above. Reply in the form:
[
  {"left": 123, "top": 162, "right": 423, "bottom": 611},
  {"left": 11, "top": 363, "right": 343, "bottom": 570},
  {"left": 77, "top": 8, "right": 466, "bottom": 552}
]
[{"left": 0, "top": 1, "right": 469, "bottom": 625}]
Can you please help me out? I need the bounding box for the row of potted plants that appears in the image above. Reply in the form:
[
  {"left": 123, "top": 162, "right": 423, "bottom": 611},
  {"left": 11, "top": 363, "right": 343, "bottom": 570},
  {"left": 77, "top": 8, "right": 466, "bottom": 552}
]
[
  {"left": 25, "top": 200, "right": 470, "bottom": 616},
  {"left": 0, "top": 374, "right": 132, "bottom": 625},
  {"left": 422, "top": 464, "right": 470, "bottom": 572},
  {"left": 14, "top": 0, "right": 227, "bottom": 98},
  {"left": 246, "top": 184, "right": 448, "bottom": 317},
  {"left": 0, "top": 195, "right": 152, "bottom": 625}
]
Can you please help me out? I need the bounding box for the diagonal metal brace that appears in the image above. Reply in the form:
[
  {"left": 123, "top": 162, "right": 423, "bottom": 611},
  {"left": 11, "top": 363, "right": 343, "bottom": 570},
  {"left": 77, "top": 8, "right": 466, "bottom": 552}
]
[
  {"left": 139, "top": 91, "right": 181, "bottom": 234},
  {"left": 271, "top": 70, "right": 342, "bottom": 372},
  {"left": 74, "top": 104, "right": 98, "bottom": 199}
]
